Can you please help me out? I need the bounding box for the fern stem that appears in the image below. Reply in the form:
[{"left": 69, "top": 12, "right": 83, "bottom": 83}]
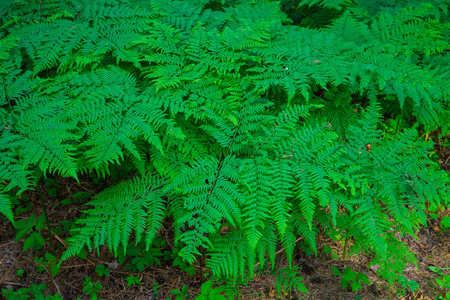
[{"left": 225, "top": 107, "right": 245, "bottom": 158}]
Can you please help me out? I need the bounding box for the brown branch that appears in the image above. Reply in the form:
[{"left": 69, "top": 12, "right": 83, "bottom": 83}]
[{"left": 0, "top": 252, "right": 23, "bottom": 284}]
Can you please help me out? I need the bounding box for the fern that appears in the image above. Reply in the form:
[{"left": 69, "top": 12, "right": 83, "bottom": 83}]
[
  {"left": 0, "top": 192, "right": 14, "bottom": 224},
  {"left": 62, "top": 174, "right": 166, "bottom": 260},
  {"left": 0, "top": 0, "right": 449, "bottom": 292},
  {"left": 275, "top": 266, "right": 309, "bottom": 297}
]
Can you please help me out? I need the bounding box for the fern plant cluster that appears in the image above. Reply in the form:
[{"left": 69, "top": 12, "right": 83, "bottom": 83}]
[{"left": 1, "top": 0, "right": 449, "bottom": 290}]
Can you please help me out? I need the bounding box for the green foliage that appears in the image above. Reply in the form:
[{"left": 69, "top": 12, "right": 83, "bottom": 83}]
[
  {"left": 436, "top": 275, "right": 450, "bottom": 299},
  {"left": 125, "top": 275, "right": 142, "bottom": 287},
  {"left": 9, "top": 194, "right": 32, "bottom": 216},
  {"left": 2, "top": 284, "right": 62, "bottom": 300},
  {"left": 322, "top": 244, "right": 339, "bottom": 259},
  {"left": 152, "top": 282, "right": 161, "bottom": 299},
  {"left": 429, "top": 266, "right": 450, "bottom": 299},
  {"left": 397, "top": 275, "right": 420, "bottom": 298},
  {"left": 213, "top": 272, "right": 253, "bottom": 298},
  {"left": 275, "top": 266, "right": 308, "bottom": 297},
  {"left": 62, "top": 175, "right": 166, "bottom": 260},
  {"left": 331, "top": 266, "right": 370, "bottom": 292},
  {"left": 95, "top": 264, "right": 110, "bottom": 277},
  {"left": 0, "top": 0, "right": 449, "bottom": 292},
  {"left": 43, "top": 177, "right": 59, "bottom": 197},
  {"left": 34, "top": 253, "right": 60, "bottom": 277},
  {"left": 0, "top": 192, "right": 14, "bottom": 224},
  {"left": 165, "top": 246, "right": 196, "bottom": 275},
  {"left": 70, "top": 191, "right": 92, "bottom": 204},
  {"left": 171, "top": 284, "right": 189, "bottom": 300},
  {"left": 14, "top": 213, "right": 46, "bottom": 252},
  {"left": 106, "top": 239, "right": 164, "bottom": 272},
  {"left": 441, "top": 216, "right": 450, "bottom": 232},
  {"left": 124, "top": 244, "right": 163, "bottom": 272},
  {"left": 195, "top": 280, "right": 227, "bottom": 300},
  {"left": 82, "top": 276, "right": 103, "bottom": 300}
]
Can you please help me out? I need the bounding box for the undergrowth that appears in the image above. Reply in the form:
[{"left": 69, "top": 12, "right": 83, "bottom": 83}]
[{"left": 1, "top": 0, "right": 449, "bottom": 298}]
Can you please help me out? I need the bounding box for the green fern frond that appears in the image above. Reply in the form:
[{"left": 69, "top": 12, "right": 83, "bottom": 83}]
[
  {"left": 207, "top": 231, "right": 252, "bottom": 280},
  {"left": 63, "top": 174, "right": 166, "bottom": 260},
  {"left": 353, "top": 195, "right": 390, "bottom": 259},
  {"left": 0, "top": 191, "right": 14, "bottom": 224},
  {"left": 299, "top": 0, "right": 354, "bottom": 10},
  {"left": 1, "top": 0, "right": 448, "bottom": 289},
  {"left": 292, "top": 217, "right": 318, "bottom": 255},
  {"left": 270, "top": 159, "right": 294, "bottom": 236},
  {"left": 240, "top": 157, "right": 273, "bottom": 249}
]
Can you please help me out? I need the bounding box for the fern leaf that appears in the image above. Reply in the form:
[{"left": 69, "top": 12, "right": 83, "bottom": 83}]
[
  {"left": 0, "top": 192, "right": 14, "bottom": 224},
  {"left": 62, "top": 174, "right": 166, "bottom": 260}
]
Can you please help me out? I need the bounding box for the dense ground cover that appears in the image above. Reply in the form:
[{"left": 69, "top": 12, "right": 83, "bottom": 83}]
[{"left": 1, "top": 0, "right": 449, "bottom": 299}]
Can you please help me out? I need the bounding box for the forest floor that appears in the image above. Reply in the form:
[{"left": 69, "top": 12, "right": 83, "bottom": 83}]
[{"left": 1, "top": 137, "right": 449, "bottom": 300}]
